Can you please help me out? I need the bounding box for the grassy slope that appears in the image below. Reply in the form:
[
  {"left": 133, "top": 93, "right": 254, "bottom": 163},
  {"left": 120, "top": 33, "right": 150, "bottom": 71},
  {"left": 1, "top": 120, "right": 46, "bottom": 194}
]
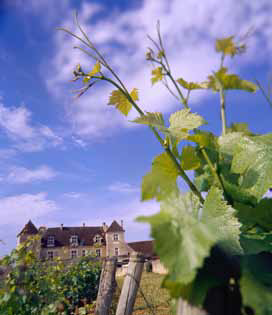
[{"left": 115, "top": 272, "right": 172, "bottom": 315}]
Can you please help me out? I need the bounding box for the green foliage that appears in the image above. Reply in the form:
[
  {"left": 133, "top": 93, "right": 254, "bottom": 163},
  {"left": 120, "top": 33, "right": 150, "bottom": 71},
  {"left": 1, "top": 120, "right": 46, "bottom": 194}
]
[
  {"left": 64, "top": 19, "right": 271, "bottom": 314},
  {"left": 207, "top": 67, "right": 258, "bottom": 92},
  {"left": 151, "top": 67, "right": 163, "bottom": 84},
  {"left": 141, "top": 152, "right": 179, "bottom": 201},
  {"left": 0, "top": 237, "right": 101, "bottom": 315},
  {"left": 240, "top": 254, "right": 272, "bottom": 315},
  {"left": 108, "top": 88, "right": 138, "bottom": 116}
]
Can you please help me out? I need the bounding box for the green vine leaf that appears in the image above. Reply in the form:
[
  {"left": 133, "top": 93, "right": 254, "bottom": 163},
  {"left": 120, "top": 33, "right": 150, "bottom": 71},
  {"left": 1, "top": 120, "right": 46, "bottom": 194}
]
[
  {"left": 177, "top": 78, "right": 209, "bottom": 90},
  {"left": 207, "top": 68, "right": 258, "bottom": 92},
  {"left": 215, "top": 36, "right": 239, "bottom": 56},
  {"left": 151, "top": 67, "right": 163, "bottom": 85},
  {"left": 169, "top": 109, "right": 206, "bottom": 140},
  {"left": 180, "top": 146, "right": 201, "bottom": 170},
  {"left": 231, "top": 133, "right": 272, "bottom": 201},
  {"left": 138, "top": 187, "right": 242, "bottom": 288},
  {"left": 88, "top": 61, "right": 101, "bottom": 77},
  {"left": 188, "top": 131, "right": 217, "bottom": 149},
  {"left": 240, "top": 254, "right": 272, "bottom": 315},
  {"left": 108, "top": 89, "right": 138, "bottom": 116},
  {"left": 141, "top": 152, "right": 179, "bottom": 201},
  {"left": 132, "top": 112, "right": 165, "bottom": 129}
]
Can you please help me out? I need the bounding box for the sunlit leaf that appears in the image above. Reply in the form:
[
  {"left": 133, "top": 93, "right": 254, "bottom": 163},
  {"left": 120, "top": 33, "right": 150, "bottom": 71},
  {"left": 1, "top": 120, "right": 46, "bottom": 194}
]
[
  {"left": 141, "top": 152, "right": 179, "bottom": 201},
  {"left": 108, "top": 89, "right": 136, "bottom": 116},
  {"left": 138, "top": 187, "right": 242, "bottom": 287},
  {"left": 169, "top": 109, "right": 206, "bottom": 140},
  {"left": 151, "top": 67, "right": 163, "bottom": 85},
  {"left": 177, "top": 78, "right": 209, "bottom": 90},
  {"left": 231, "top": 133, "right": 272, "bottom": 200},
  {"left": 132, "top": 112, "right": 164, "bottom": 129},
  {"left": 88, "top": 61, "right": 101, "bottom": 77},
  {"left": 207, "top": 68, "right": 258, "bottom": 92},
  {"left": 180, "top": 146, "right": 201, "bottom": 170}
]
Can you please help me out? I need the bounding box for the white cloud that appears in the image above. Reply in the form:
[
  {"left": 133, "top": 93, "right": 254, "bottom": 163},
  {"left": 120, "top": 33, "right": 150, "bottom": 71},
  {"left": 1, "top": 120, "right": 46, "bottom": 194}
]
[
  {"left": 62, "top": 192, "right": 84, "bottom": 199},
  {"left": 6, "top": 165, "right": 57, "bottom": 184},
  {"left": 46, "top": 0, "right": 272, "bottom": 139},
  {"left": 0, "top": 192, "right": 58, "bottom": 225},
  {"left": 107, "top": 181, "right": 139, "bottom": 194},
  {"left": 0, "top": 102, "right": 63, "bottom": 151}
]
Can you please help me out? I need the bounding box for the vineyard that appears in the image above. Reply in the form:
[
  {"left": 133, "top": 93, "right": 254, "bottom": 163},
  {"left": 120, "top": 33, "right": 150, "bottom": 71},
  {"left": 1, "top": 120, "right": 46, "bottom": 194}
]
[{"left": 1, "top": 14, "right": 272, "bottom": 315}]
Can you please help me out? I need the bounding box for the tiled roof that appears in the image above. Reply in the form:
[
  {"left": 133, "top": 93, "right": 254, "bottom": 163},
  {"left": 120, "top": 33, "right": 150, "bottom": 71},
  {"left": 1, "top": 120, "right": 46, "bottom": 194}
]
[
  {"left": 17, "top": 220, "right": 38, "bottom": 236},
  {"left": 128, "top": 240, "right": 155, "bottom": 258},
  {"left": 41, "top": 226, "right": 105, "bottom": 248},
  {"left": 107, "top": 220, "right": 125, "bottom": 232}
]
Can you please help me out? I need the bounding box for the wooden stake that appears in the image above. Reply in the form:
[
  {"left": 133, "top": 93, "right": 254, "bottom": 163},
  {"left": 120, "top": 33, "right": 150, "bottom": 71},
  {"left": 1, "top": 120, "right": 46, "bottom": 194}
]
[
  {"left": 95, "top": 256, "right": 117, "bottom": 315},
  {"left": 116, "top": 252, "right": 145, "bottom": 315}
]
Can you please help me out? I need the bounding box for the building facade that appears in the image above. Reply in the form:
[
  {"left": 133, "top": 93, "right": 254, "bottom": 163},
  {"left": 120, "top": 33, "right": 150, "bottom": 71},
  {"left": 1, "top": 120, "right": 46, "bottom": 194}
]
[{"left": 17, "top": 220, "right": 132, "bottom": 261}]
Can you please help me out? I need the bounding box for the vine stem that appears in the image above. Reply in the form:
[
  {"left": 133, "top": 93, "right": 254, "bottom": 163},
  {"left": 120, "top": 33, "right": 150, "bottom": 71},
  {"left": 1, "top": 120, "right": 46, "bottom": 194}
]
[
  {"left": 220, "top": 88, "right": 227, "bottom": 136},
  {"left": 200, "top": 148, "right": 224, "bottom": 191},
  {"left": 93, "top": 75, "right": 204, "bottom": 203}
]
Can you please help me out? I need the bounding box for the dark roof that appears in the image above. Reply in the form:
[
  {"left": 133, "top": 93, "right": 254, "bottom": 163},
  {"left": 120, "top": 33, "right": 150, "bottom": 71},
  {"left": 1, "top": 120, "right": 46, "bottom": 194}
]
[
  {"left": 107, "top": 220, "right": 125, "bottom": 232},
  {"left": 17, "top": 220, "right": 38, "bottom": 236},
  {"left": 41, "top": 226, "right": 105, "bottom": 248},
  {"left": 128, "top": 240, "right": 156, "bottom": 258}
]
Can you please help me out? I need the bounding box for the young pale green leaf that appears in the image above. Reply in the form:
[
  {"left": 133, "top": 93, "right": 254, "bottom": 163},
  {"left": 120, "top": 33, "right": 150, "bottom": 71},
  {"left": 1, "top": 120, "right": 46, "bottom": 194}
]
[
  {"left": 88, "top": 61, "right": 101, "bottom": 77},
  {"left": 215, "top": 36, "right": 237, "bottom": 56},
  {"left": 231, "top": 133, "right": 272, "bottom": 201},
  {"left": 207, "top": 68, "right": 258, "bottom": 93},
  {"left": 218, "top": 132, "right": 244, "bottom": 155},
  {"left": 130, "top": 88, "right": 139, "bottom": 101},
  {"left": 132, "top": 112, "right": 164, "bottom": 130},
  {"left": 202, "top": 187, "right": 243, "bottom": 254},
  {"left": 138, "top": 187, "right": 242, "bottom": 287},
  {"left": 138, "top": 191, "right": 214, "bottom": 284},
  {"left": 180, "top": 146, "right": 201, "bottom": 170},
  {"left": 240, "top": 255, "right": 272, "bottom": 315},
  {"left": 226, "top": 123, "right": 252, "bottom": 135},
  {"left": 151, "top": 67, "right": 163, "bottom": 85},
  {"left": 188, "top": 131, "right": 217, "bottom": 149},
  {"left": 169, "top": 109, "right": 206, "bottom": 140},
  {"left": 141, "top": 152, "right": 179, "bottom": 201},
  {"left": 176, "top": 78, "right": 209, "bottom": 90},
  {"left": 108, "top": 89, "right": 136, "bottom": 116}
]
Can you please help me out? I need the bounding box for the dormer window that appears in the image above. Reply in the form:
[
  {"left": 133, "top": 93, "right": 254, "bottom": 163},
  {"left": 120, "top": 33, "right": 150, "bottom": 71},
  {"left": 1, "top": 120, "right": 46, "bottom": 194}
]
[
  {"left": 94, "top": 235, "right": 101, "bottom": 243},
  {"left": 47, "top": 236, "right": 55, "bottom": 247},
  {"left": 113, "top": 233, "right": 119, "bottom": 241},
  {"left": 70, "top": 235, "right": 78, "bottom": 246}
]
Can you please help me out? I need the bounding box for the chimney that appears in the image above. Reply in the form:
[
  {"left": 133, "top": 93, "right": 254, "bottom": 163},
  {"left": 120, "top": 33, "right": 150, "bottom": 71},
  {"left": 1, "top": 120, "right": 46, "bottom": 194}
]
[
  {"left": 121, "top": 220, "right": 123, "bottom": 228},
  {"left": 83, "top": 222, "right": 85, "bottom": 227},
  {"left": 60, "top": 224, "right": 63, "bottom": 230},
  {"left": 102, "top": 222, "right": 107, "bottom": 232}
]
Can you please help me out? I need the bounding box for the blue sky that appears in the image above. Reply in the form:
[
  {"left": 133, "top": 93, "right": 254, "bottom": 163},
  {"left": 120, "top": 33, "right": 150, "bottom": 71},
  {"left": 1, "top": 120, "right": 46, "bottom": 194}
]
[{"left": 0, "top": 0, "right": 271, "bottom": 256}]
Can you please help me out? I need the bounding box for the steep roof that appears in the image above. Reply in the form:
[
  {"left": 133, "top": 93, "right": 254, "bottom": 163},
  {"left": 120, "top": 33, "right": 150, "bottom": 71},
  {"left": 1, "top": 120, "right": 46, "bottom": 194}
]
[
  {"left": 107, "top": 220, "right": 125, "bottom": 232},
  {"left": 41, "top": 226, "right": 105, "bottom": 248},
  {"left": 17, "top": 220, "right": 38, "bottom": 236},
  {"left": 128, "top": 240, "right": 155, "bottom": 258}
]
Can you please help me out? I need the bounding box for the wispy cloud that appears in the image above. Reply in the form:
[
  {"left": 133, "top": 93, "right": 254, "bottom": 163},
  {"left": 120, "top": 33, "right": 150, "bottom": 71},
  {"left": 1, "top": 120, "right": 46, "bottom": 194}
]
[
  {"left": 46, "top": 0, "right": 272, "bottom": 140},
  {"left": 107, "top": 181, "right": 139, "bottom": 194},
  {"left": 0, "top": 192, "right": 58, "bottom": 225},
  {"left": 6, "top": 165, "right": 57, "bottom": 184},
  {"left": 0, "top": 102, "right": 62, "bottom": 151}
]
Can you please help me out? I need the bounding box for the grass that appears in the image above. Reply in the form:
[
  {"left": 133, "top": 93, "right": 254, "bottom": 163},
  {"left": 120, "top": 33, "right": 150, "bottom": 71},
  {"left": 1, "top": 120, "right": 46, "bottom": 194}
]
[{"left": 115, "top": 272, "right": 173, "bottom": 315}]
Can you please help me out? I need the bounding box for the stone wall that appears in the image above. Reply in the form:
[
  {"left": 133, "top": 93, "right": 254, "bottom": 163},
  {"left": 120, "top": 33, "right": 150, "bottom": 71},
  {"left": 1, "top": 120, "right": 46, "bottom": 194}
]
[{"left": 151, "top": 258, "right": 168, "bottom": 274}]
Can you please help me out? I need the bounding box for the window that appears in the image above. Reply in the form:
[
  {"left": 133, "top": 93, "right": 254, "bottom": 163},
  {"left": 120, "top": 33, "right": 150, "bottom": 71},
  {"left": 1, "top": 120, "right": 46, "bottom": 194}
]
[
  {"left": 96, "top": 249, "right": 101, "bottom": 257},
  {"left": 113, "top": 234, "right": 119, "bottom": 241},
  {"left": 70, "top": 235, "right": 78, "bottom": 246},
  {"left": 95, "top": 235, "right": 101, "bottom": 243},
  {"left": 47, "top": 236, "right": 55, "bottom": 247},
  {"left": 115, "top": 248, "right": 119, "bottom": 256},
  {"left": 71, "top": 250, "right": 77, "bottom": 259},
  {"left": 82, "top": 249, "right": 86, "bottom": 256},
  {"left": 47, "top": 251, "right": 54, "bottom": 260}
]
